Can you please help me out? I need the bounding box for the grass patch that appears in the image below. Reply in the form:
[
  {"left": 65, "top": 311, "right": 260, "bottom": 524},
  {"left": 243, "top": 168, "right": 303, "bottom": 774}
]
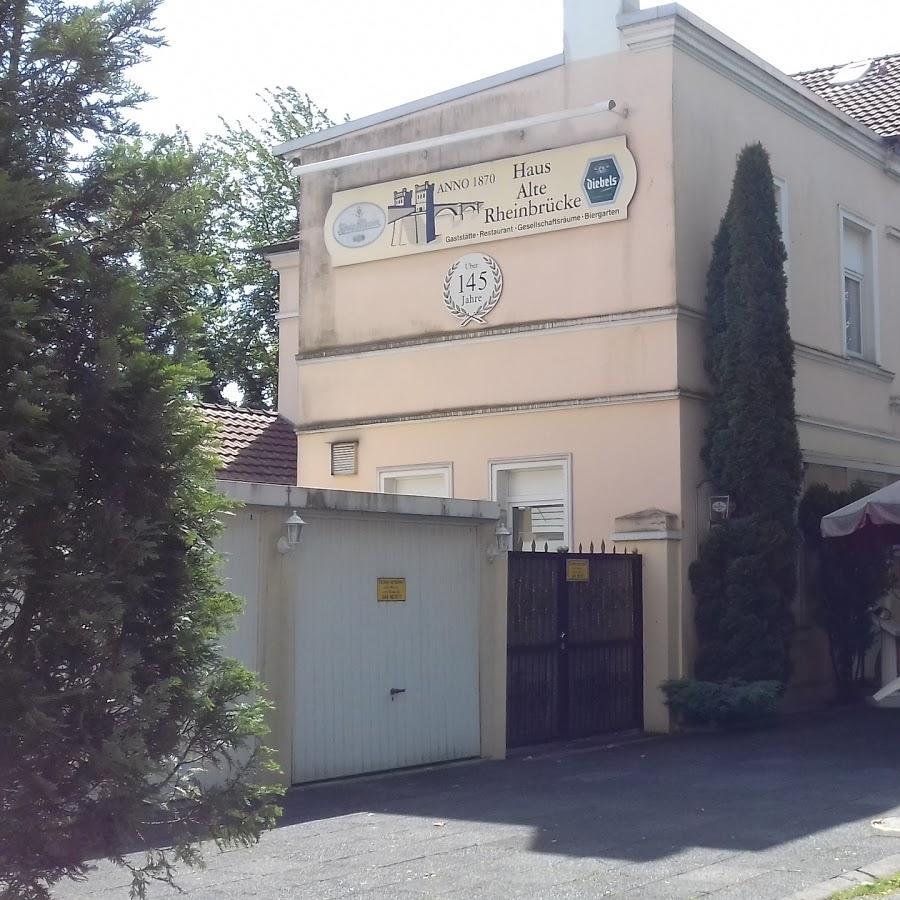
[{"left": 831, "top": 873, "right": 900, "bottom": 898}]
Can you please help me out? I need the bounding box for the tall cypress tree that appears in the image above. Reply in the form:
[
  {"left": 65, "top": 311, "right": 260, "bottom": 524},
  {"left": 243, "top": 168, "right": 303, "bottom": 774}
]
[
  {"left": 690, "top": 144, "right": 802, "bottom": 684},
  {"left": 0, "top": 4, "right": 279, "bottom": 898}
]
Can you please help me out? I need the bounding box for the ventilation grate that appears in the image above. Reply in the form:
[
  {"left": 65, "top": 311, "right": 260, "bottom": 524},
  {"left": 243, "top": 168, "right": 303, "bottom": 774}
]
[{"left": 331, "top": 441, "right": 358, "bottom": 475}]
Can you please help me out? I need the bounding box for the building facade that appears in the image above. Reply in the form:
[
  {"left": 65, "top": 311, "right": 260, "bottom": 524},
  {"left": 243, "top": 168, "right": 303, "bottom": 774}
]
[{"left": 268, "top": 1, "right": 900, "bottom": 722}]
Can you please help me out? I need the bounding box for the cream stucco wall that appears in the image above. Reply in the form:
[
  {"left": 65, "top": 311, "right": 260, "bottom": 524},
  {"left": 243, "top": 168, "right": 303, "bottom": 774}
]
[
  {"left": 666, "top": 15, "right": 900, "bottom": 697},
  {"left": 293, "top": 49, "right": 677, "bottom": 357},
  {"left": 270, "top": 4, "right": 900, "bottom": 722},
  {"left": 298, "top": 401, "right": 684, "bottom": 548},
  {"left": 269, "top": 249, "right": 301, "bottom": 422},
  {"left": 671, "top": 37, "right": 900, "bottom": 454},
  {"left": 285, "top": 42, "right": 685, "bottom": 540}
]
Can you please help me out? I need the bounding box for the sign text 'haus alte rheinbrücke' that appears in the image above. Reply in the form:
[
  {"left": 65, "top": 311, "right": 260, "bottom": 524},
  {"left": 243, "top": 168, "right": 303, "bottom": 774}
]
[{"left": 324, "top": 136, "right": 638, "bottom": 266}]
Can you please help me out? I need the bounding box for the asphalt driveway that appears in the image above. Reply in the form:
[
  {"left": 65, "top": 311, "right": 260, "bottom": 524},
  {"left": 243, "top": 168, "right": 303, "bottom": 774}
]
[{"left": 55, "top": 706, "right": 900, "bottom": 899}]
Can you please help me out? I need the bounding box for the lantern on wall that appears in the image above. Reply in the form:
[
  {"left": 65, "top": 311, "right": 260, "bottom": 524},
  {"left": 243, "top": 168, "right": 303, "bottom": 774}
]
[{"left": 277, "top": 511, "right": 307, "bottom": 554}]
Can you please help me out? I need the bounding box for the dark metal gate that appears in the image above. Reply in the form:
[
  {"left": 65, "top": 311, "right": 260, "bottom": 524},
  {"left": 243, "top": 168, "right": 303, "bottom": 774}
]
[{"left": 506, "top": 549, "right": 643, "bottom": 748}]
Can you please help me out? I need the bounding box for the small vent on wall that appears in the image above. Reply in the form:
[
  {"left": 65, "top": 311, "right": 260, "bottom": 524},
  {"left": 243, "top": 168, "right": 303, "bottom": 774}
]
[{"left": 331, "top": 441, "right": 358, "bottom": 475}]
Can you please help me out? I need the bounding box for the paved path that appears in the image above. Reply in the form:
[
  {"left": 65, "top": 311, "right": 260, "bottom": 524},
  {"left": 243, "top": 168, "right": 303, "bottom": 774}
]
[{"left": 55, "top": 707, "right": 900, "bottom": 899}]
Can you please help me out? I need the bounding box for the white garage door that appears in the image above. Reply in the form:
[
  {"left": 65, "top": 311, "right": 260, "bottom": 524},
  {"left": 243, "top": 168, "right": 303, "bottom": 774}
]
[{"left": 292, "top": 515, "right": 481, "bottom": 782}]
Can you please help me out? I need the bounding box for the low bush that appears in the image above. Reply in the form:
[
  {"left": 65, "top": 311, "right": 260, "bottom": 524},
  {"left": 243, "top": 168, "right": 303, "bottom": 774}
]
[
  {"left": 661, "top": 678, "right": 782, "bottom": 729},
  {"left": 798, "top": 482, "right": 895, "bottom": 700}
]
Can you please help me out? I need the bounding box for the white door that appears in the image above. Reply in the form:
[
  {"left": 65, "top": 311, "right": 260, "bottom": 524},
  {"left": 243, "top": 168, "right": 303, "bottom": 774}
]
[{"left": 292, "top": 516, "right": 481, "bottom": 782}]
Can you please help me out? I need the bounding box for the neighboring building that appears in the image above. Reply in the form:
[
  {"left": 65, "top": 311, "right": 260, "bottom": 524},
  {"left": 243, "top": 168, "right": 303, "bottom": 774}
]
[
  {"left": 793, "top": 54, "right": 900, "bottom": 145},
  {"left": 267, "top": 1, "right": 900, "bottom": 721},
  {"left": 198, "top": 403, "right": 506, "bottom": 784},
  {"left": 199, "top": 402, "right": 297, "bottom": 485}
]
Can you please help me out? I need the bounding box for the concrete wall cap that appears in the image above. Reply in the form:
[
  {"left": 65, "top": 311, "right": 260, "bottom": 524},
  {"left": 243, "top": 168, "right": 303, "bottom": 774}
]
[
  {"left": 217, "top": 479, "right": 500, "bottom": 522},
  {"left": 614, "top": 508, "right": 680, "bottom": 532}
]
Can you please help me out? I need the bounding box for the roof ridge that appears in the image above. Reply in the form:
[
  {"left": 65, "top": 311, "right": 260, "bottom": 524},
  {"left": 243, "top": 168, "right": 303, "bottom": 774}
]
[
  {"left": 197, "top": 401, "right": 281, "bottom": 418},
  {"left": 793, "top": 51, "right": 900, "bottom": 78}
]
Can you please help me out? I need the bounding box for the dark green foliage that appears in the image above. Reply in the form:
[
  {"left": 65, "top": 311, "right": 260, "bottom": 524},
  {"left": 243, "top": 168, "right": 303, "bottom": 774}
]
[
  {"left": 689, "top": 143, "right": 802, "bottom": 685},
  {"left": 662, "top": 678, "right": 781, "bottom": 729},
  {"left": 196, "top": 88, "right": 335, "bottom": 407},
  {"left": 0, "top": 3, "right": 280, "bottom": 898},
  {"left": 701, "top": 144, "right": 800, "bottom": 525},
  {"left": 691, "top": 517, "right": 797, "bottom": 682},
  {"left": 798, "top": 483, "right": 895, "bottom": 698}
]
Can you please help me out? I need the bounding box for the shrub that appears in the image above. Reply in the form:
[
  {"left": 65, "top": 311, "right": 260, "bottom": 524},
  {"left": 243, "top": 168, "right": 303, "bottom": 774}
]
[
  {"left": 662, "top": 678, "right": 782, "bottom": 729},
  {"left": 690, "top": 517, "right": 796, "bottom": 683},
  {"left": 691, "top": 143, "right": 801, "bottom": 689},
  {"left": 797, "top": 483, "right": 895, "bottom": 699}
]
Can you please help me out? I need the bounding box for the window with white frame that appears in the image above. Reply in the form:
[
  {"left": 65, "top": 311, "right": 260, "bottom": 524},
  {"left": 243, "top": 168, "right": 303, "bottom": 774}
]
[
  {"left": 490, "top": 457, "right": 571, "bottom": 552},
  {"left": 378, "top": 464, "right": 452, "bottom": 498},
  {"left": 843, "top": 271, "right": 863, "bottom": 356},
  {"left": 840, "top": 212, "right": 878, "bottom": 362},
  {"left": 773, "top": 178, "right": 788, "bottom": 253},
  {"left": 773, "top": 177, "right": 791, "bottom": 312}
]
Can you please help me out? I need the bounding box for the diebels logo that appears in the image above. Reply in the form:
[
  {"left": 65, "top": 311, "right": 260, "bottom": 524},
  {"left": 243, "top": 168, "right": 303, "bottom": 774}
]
[{"left": 582, "top": 156, "right": 622, "bottom": 205}]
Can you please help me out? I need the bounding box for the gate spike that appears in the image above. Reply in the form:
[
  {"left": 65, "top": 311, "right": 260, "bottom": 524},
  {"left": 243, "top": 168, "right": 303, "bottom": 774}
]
[
  {"left": 531, "top": 539, "right": 536, "bottom": 552},
  {"left": 600, "top": 540, "right": 605, "bottom": 553},
  {"left": 544, "top": 542, "right": 549, "bottom": 553},
  {"left": 578, "top": 542, "right": 583, "bottom": 553},
  {"left": 590, "top": 541, "right": 594, "bottom": 554},
  {"left": 612, "top": 544, "right": 617, "bottom": 554},
  {"left": 632, "top": 547, "right": 639, "bottom": 554}
]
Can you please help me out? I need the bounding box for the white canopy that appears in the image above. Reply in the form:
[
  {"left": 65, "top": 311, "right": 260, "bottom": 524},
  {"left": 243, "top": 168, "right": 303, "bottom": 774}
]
[{"left": 820, "top": 479, "right": 900, "bottom": 538}]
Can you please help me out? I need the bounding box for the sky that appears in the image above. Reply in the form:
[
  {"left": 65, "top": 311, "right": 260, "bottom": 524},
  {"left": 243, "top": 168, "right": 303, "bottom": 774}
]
[{"left": 132, "top": 0, "right": 900, "bottom": 141}]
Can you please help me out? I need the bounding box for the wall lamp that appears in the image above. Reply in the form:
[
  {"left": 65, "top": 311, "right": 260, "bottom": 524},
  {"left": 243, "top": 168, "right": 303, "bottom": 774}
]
[
  {"left": 488, "top": 521, "right": 513, "bottom": 563},
  {"left": 277, "top": 511, "right": 307, "bottom": 554}
]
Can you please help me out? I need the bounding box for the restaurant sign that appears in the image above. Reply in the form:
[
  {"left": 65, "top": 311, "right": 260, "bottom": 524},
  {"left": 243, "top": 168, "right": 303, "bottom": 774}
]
[{"left": 324, "top": 136, "right": 637, "bottom": 267}]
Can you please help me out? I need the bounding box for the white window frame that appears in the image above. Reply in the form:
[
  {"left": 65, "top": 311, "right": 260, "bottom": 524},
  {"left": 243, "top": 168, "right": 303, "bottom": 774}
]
[
  {"left": 377, "top": 463, "right": 453, "bottom": 498},
  {"left": 773, "top": 176, "right": 790, "bottom": 314},
  {"left": 488, "top": 454, "right": 573, "bottom": 550},
  {"left": 842, "top": 270, "right": 863, "bottom": 359},
  {"left": 838, "top": 207, "right": 880, "bottom": 364}
]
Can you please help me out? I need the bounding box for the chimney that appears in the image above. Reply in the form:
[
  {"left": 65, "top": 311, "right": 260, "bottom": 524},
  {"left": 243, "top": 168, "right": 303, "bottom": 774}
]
[{"left": 563, "top": 0, "right": 640, "bottom": 61}]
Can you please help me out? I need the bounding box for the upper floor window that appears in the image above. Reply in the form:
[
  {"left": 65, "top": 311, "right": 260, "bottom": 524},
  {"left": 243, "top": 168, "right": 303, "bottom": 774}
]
[
  {"left": 773, "top": 178, "right": 788, "bottom": 250},
  {"left": 490, "top": 456, "right": 571, "bottom": 552},
  {"left": 839, "top": 211, "right": 878, "bottom": 363},
  {"left": 773, "top": 177, "right": 790, "bottom": 310},
  {"left": 378, "top": 464, "right": 452, "bottom": 498},
  {"left": 843, "top": 272, "right": 862, "bottom": 357}
]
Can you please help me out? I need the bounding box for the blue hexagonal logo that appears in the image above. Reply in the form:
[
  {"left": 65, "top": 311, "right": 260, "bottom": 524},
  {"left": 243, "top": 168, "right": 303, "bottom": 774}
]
[{"left": 582, "top": 156, "right": 622, "bottom": 205}]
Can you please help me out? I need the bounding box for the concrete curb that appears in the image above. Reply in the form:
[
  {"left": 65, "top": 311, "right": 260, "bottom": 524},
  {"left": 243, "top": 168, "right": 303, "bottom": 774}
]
[{"left": 782, "top": 851, "right": 900, "bottom": 899}]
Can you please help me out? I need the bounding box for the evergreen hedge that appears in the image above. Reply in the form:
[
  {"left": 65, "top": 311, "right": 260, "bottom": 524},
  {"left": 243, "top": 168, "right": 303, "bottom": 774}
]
[
  {"left": 689, "top": 143, "right": 802, "bottom": 686},
  {"left": 0, "top": 3, "right": 280, "bottom": 897}
]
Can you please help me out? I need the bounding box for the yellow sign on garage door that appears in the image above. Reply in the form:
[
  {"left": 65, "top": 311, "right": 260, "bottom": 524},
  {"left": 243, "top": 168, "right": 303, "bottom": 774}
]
[{"left": 377, "top": 577, "right": 407, "bottom": 602}]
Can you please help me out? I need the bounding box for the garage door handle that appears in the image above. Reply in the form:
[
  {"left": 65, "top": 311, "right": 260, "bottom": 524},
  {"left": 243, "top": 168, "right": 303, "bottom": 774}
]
[{"left": 390, "top": 688, "right": 406, "bottom": 700}]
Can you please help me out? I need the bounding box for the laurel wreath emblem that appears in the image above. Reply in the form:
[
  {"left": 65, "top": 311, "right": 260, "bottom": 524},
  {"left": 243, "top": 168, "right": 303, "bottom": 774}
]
[{"left": 442, "top": 255, "right": 503, "bottom": 327}]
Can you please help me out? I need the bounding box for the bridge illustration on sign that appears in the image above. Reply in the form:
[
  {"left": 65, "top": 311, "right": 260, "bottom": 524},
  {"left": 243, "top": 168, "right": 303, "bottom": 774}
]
[{"left": 387, "top": 181, "right": 483, "bottom": 246}]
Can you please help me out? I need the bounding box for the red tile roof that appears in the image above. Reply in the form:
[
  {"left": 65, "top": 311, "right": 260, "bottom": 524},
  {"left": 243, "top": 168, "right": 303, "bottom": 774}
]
[
  {"left": 794, "top": 54, "right": 900, "bottom": 140},
  {"left": 199, "top": 402, "right": 297, "bottom": 485}
]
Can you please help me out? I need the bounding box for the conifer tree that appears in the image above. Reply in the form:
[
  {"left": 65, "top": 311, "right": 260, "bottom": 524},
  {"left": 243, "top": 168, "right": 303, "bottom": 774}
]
[
  {"left": 690, "top": 144, "right": 802, "bottom": 684},
  {"left": 197, "top": 88, "right": 334, "bottom": 407},
  {"left": 0, "top": 3, "right": 279, "bottom": 897}
]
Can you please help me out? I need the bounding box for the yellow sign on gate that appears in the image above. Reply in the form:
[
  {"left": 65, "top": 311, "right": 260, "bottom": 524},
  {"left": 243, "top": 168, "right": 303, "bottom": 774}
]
[
  {"left": 566, "top": 559, "right": 590, "bottom": 583},
  {"left": 377, "top": 577, "right": 407, "bottom": 602}
]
